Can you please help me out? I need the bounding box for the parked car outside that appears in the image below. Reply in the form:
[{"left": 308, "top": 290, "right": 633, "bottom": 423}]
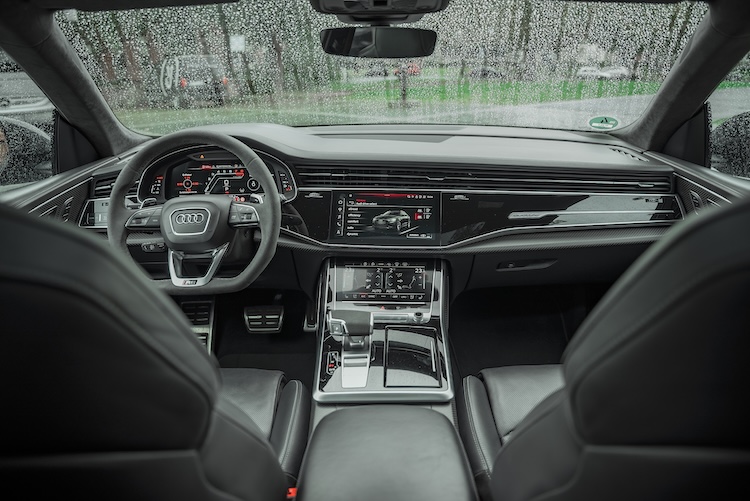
[
  {"left": 575, "top": 66, "right": 605, "bottom": 79},
  {"left": 159, "top": 54, "right": 228, "bottom": 108},
  {"left": 601, "top": 65, "right": 632, "bottom": 79}
]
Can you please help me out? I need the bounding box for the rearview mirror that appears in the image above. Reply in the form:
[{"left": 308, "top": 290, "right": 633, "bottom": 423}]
[{"left": 320, "top": 27, "right": 437, "bottom": 58}]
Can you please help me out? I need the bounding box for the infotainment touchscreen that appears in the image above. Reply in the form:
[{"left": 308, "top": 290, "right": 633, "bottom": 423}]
[{"left": 329, "top": 191, "right": 439, "bottom": 245}]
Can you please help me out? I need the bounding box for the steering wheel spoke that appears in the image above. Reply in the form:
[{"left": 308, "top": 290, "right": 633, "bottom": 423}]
[{"left": 167, "top": 243, "right": 230, "bottom": 288}]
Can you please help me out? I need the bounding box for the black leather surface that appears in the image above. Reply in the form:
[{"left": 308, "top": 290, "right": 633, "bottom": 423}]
[
  {"left": 220, "top": 368, "right": 310, "bottom": 484},
  {"left": 0, "top": 204, "right": 297, "bottom": 500},
  {"left": 479, "top": 365, "right": 563, "bottom": 442},
  {"left": 297, "top": 405, "right": 478, "bottom": 501},
  {"left": 269, "top": 380, "right": 311, "bottom": 484},
  {"left": 460, "top": 366, "right": 562, "bottom": 500},
  {"left": 562, "top": 195, "right": 750, "bottom": 447},
  {"left": 0, "top": 204, "right": 218, "bottom": 455},
  {"left": 460, "top": 376, "right": 503, "bottom": 501},
  {"left": 200, "top": 397, "right": 287, "bottom": 501},
  {"left": 220, "top": 368, "right": 285, "bottom": 438}
]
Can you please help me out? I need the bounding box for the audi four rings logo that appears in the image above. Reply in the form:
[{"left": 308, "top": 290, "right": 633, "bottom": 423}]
[{"left": 174, "top": 212, "right": 205, "bottom": 225}]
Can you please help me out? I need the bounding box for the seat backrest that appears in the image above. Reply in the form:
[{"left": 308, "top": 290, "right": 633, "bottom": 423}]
[
  {"left": 490, "top": 198, "right": 750, "bottom": 501},
  {"left": 0, "top": 205, "right": 285, "bottom": 500}
]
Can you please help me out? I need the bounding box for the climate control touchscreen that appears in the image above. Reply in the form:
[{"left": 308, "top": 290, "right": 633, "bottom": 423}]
[
  {"left": 330, "top": 191, "right": 439, "bottom": 245},
  {"left": 335, "top": 261, "right": 432, "bottom": 302}
]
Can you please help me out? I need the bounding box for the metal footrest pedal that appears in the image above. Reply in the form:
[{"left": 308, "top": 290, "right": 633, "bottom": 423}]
[{"left": 243, "top": 305, "right": 284, "bottom": 334}]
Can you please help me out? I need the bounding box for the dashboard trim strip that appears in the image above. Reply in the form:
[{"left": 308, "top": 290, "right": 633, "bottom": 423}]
[{"left": 281, "top": 219, "right": 677, "bottom": 251}]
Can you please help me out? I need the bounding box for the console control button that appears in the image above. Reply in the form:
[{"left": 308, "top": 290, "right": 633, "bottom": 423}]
[{"left": 326, "top": 351, "right": 340, "bottom": 375}]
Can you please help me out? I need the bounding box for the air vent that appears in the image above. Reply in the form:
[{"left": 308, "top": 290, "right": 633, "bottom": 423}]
[
  {"left": 60, "top": 197, "right": 74, "bottom": 222},
  {"left": 180, "top": 301, "right": 213, "bottom": 349},
  {"left": 92, "top": 177, "right": 138, "bottom": 198},
  {"left": 609, "top": 147, "right": 649, "bottom": 162},
  {"left": 689, "top": 190, "right": 703, "bottom": 212},
  {"left": 295, "top": 165, "right": 673, "bottom": 194}
]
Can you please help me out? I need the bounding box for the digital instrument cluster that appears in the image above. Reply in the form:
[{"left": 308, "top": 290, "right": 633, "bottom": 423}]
[
  {"left": 138, "top": 150, "right": 296, "bottom": 203},
  {"left": 169, "top": 163, "right": 261, "bottom": 199}
]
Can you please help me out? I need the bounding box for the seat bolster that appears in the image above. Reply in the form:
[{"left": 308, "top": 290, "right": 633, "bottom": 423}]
[
  {"left": 479, "top": 365, "right": 564, "bottom": 442},
  {"left": 219, "top": 368, "right": 285, "bottom": 438},
  {"left": 270, "top": 380, "right": 311, "bottom": 485},
  {"left": 460, "top": 375, "right": 503, "bottom": 501},
  {"left": 200, "top": 397, "right": 286, "bottom": 501}
]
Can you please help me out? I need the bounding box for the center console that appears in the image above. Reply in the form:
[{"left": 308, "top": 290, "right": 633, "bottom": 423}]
[
  {"left": 313, "top": 258, "right": 453, "bottom": 403},
  {"left": 303, "top": 260, "right": 476, "bottom": 500}
]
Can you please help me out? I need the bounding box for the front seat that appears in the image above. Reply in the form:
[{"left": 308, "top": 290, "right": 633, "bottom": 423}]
[
  {"left": 459, "top": 197, "right": 750, "bottom": 500},
  {"left": 0, "top": 204, "right": 309, "bottom": 500}
]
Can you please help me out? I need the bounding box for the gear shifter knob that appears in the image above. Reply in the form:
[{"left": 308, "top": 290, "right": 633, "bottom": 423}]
[{"left": 327, "top": 309, "right": 373, "bottom": 336}]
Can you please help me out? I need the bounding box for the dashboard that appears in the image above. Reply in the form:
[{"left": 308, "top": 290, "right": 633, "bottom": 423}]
[
  {"left": 80, "top": 126, "right": 688, "bottom": 251},
  {"left": 22, "top": 123, "right": 737, "bottom": 297}
]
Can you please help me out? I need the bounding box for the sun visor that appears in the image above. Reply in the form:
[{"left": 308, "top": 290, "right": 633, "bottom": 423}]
[{"left": 29, "top": 0, "right": 237, "bottom": 11}]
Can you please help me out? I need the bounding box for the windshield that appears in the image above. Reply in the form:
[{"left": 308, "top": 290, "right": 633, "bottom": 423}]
[{"left": 57, "top": 0, "right": 708, "bottom": 135}]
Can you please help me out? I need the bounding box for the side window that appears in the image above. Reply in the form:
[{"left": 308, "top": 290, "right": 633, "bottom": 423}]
[
  {"left": 0, "top": 48, "right": 54, "bottom": 187},
  {"left": 709, "top": 54, "right": 750, "bottom": 179}
]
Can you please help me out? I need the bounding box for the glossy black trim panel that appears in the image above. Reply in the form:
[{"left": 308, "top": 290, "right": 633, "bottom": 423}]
[{"left": 286, "top": 188, "right": 682, "bottom": 248}]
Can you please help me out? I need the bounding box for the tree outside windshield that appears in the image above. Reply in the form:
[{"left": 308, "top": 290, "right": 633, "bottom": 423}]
[{"left": 57, "top": 0, "right": 711, "bottom": 134}]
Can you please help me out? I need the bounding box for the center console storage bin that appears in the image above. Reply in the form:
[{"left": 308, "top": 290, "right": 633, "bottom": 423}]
[{"left": 296, "top": 405, "right": 477, "bottom": 501}]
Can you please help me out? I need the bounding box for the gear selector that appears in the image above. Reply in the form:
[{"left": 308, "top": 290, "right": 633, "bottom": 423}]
[{"left": 327, "top": 309, "right": 373, "bottom": 388}]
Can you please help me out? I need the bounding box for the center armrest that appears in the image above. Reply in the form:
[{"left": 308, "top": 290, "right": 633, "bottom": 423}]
[{"left": 296, "top": 405, "right": 478, "bottom": 501}]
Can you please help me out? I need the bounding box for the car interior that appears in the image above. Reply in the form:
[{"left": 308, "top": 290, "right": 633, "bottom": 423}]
[{"left": 1, "top": 0, "right": 750, "bottom": 500}]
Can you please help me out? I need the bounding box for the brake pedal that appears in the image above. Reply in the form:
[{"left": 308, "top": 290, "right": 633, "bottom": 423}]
[{"left": 244, "top": 305, "right": 284, "bottom": 334}]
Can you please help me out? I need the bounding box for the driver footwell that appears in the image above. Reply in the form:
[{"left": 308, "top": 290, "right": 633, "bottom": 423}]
[{"left": 214, "top": 289, "right": 317, "bottom": 388}]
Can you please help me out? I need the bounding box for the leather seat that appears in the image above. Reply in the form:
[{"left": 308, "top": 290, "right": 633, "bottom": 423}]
[
  {"left": 459, "top": 198, "right": 750, "bottom": 500},
  {"left": 221, "top": 368, "right": 310, "bottom": 486},
  {"left": 0, "top": 204, "right": 309, "bottom": 500}
]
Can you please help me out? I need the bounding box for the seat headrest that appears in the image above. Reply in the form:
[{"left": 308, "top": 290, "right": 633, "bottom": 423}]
[
  {"left": 0, "top": 204, "right": 220, "bottom": 455},
  {"left": 563, "top": 197, "right": 750, "bottom": 448}
]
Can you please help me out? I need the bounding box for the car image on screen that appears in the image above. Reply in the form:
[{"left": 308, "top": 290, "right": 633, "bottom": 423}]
[{"left": 372, "top": 210, "right": 411, "bottom": 233}]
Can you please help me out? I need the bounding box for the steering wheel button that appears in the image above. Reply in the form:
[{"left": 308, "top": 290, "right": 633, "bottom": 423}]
[{"left": 128, "top": 217, "right": 148, "bottom": 227}]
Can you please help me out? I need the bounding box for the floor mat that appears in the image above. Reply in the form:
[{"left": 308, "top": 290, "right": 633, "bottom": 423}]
[
  {"left": 215, "top": 289, "right": 318, "bottom": 388},
  {"left": 449, "top": 285, "right": 598, "bottom": 378}
]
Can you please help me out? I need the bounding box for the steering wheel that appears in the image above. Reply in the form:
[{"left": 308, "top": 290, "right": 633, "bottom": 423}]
[{"left": 108, "top": 130, "right": 281, "bottom": 295}]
